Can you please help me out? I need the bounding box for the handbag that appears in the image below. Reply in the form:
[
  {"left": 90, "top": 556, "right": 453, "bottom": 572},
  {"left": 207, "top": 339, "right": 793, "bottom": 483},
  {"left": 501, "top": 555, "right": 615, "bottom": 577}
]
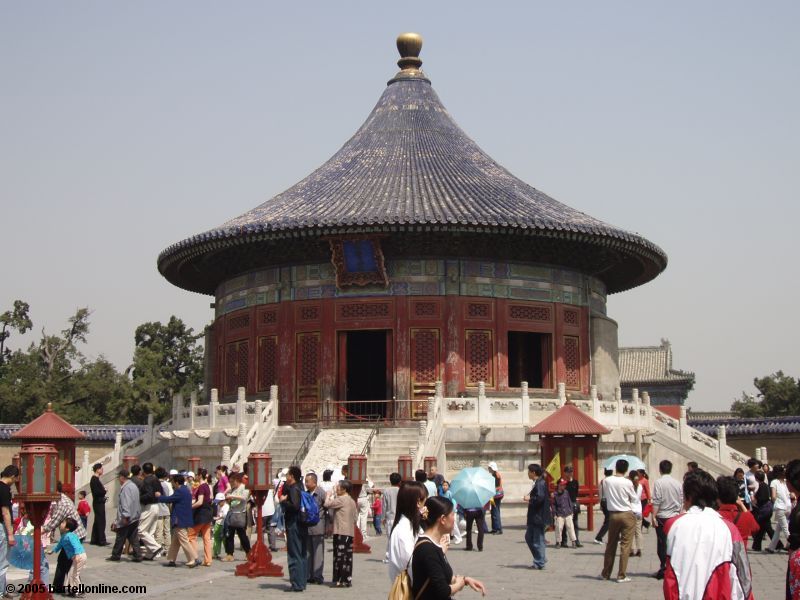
[
  {"left": 193, "top": 504, "right": 213, "bottom": 525},
  {"left": 387, "top": 539, "right": 431, "bottom": 600},
  {"left": 227, "top": 509, "right": 247, "bottom": 529}
]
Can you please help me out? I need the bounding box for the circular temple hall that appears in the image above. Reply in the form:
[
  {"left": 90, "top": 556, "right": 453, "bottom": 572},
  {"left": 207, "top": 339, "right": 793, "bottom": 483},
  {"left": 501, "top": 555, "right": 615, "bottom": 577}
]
[{"left": 158, "top": 33, "right": 667, "bottom": 426}]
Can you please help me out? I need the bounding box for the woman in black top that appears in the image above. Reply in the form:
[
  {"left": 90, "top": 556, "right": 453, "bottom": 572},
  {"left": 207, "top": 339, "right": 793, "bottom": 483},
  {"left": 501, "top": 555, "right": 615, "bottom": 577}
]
[
  {"left": 751, "top": 470, "right": 774, "bottom": 551},
  {"left": 411, "top": 496, "right": 486, "bottom": 599},
  {"left": 89, "top": 462, "right": 108, "bottom": 545}
]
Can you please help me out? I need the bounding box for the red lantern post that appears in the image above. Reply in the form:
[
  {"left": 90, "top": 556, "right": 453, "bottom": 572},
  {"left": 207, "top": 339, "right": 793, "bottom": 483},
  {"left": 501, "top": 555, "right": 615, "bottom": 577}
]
[
  {"left": 18, "top": 444, "right": 60, "bottom": 600},
  {"left": 397, "top": 455, "right": 413, "bottom": 482},
  {"left": 235, "top": 453, "right": 283, "bottom": 578},
  {"left": 348, "top": 454, "right": 371, "bottom": 554},
  {"left": 188, "top": 456, "right": 201, "bottom": 474}
]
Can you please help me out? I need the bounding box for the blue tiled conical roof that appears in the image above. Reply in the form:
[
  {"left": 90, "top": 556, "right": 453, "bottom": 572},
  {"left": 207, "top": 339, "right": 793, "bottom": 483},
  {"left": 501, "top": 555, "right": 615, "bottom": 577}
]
[{"left": 158, "top": 34, "right": 667, "bottom": 295}]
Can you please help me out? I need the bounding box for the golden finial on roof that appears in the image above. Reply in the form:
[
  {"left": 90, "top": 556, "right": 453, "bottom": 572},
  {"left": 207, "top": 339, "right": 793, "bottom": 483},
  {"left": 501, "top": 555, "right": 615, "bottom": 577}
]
[
  {"left": 46, "top": 402, "right": 53, "bottom": 412},
  {"left": 396, "top": 32, "right": 423, "bottom": 72}
]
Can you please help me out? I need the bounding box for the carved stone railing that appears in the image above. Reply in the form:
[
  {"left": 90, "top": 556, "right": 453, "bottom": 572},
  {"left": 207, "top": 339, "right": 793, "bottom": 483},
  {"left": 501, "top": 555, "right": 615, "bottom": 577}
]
[
  {"left": 230, "top": 386, "right": 279, "bottom": 467},
  {"left": 75, "top": 413, "right": 173, "bottom": 490},
  {"left": 415, "top": 382, "right": 446, "bottom": 468},
  {"left": 171, "top": 387, "right": 266, "bottom": 431}
]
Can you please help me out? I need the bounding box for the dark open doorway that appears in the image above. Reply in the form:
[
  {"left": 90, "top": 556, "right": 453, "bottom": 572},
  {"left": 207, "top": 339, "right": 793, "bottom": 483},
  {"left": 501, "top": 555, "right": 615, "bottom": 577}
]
[
  {"left": 340, "top": 330, "right": 391, "bottom": 421},
  {"left": 508, "top": 331, "right": 552, "bottom": 389}
]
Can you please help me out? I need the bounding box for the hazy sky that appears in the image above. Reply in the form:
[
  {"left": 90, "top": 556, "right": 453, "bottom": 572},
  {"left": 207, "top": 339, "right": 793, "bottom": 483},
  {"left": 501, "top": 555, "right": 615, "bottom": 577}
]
[{"left": 2, "top": 3, "right": 798, "bottom": 412}]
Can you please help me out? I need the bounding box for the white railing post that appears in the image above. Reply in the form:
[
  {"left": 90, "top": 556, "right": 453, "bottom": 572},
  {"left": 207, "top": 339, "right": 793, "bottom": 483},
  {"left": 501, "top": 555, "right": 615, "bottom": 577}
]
[
  {"left": 642, "top": 391, "right": 652, "bottom": 428},
  {"left": 209, "top": 388, "right": 219, "bottom": 429},
  {"left": 222, "top": 445, "right": 231, "bottom": 469},
  {"left": 521, "top": 381, "right": 530, "bottom": 424},
  {"left": 189, "top": 391, "right": 197, "bottom": 429},
  {"left": 679, "top": 406, "right": 688, "bottom": 444},
  {"left": 632, "top": 388, "right": 640, "bottom": 426},
  {"left": 717, "top": 425, "right": 727, "bottom": 463},
  {"left": 761, "top": 447, "right": 768, "bottom": 463},
  {"left": 79, "top": 450, "right": 90, "bottom": 488},
  {"left": 114, "top": 431, "right": 123, "bottom": 464},
  {"left": 236, "top": 387, "right": 246, "bottom": 424},
  {"left": 478, "top": 381, "right": 487, "bottom": 422},
  {"left": 237, "top": 422, "right": 247, "bottom": 463},
  {"left": 755, "top": 447, "right": 762, "bottom": 461},
  {"left": 557, "top": 382, "right": 566, "bottom": 405},
  {"left": 435, "top": 381, "right": 443, "bottom": 400},
  {"left": 591, "top": 385, "right": 600, "bottom": 420},
  {"left": 615, "top": 387, "right": 623, "bottom": 427}
]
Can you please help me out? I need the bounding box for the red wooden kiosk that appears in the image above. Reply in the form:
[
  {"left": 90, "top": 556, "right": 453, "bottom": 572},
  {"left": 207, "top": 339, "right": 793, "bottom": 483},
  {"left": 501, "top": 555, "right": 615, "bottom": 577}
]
[
  {"left": 12, "top": 403, "right": 85, "bottom": 500},
  {"left": 528, "top": 400, "right": 611, "bottom": 530}
]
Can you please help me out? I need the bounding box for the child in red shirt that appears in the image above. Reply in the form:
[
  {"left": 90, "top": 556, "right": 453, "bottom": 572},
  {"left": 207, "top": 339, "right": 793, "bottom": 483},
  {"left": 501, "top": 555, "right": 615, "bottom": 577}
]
[
  {"left": 371, "top": 490, "right": 383, "bottom": 535},
  {"left": 77, "top": 490, "right": 91, "bottom": 531}
]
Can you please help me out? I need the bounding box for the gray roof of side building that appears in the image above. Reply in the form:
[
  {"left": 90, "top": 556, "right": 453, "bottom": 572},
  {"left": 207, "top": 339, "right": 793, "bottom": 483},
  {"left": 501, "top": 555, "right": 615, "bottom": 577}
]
[
  {"left": 0, "top": 424, "right": 148, "bottom": 442},
  {"left": 690, "top": 416, "right": 800, "bottom": 437},
  {"left": 619, "top": 339, "right": 695, "bottom": 386},
  {"left": 158, "top": 35, "right": 667, "bottom": 296}
]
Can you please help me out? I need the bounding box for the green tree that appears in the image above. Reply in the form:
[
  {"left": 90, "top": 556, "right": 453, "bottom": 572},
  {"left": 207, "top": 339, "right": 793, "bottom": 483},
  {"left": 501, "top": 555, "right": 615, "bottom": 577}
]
[
  {"left": 129, "top": 316, "right": 204, "bottom": 421},
  {"left": 0, "top": 306, "right": 131, "bottom": 423},
  {"left": 731, "top": 371, "right": 800, "bottom": 417},
  {"left": 0, "top": 300, "right": 33, "bottom": 365}
]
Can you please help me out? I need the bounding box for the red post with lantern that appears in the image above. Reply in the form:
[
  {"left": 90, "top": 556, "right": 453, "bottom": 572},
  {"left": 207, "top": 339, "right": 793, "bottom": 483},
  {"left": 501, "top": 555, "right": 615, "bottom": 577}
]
[
  {"left": 18, "top": 444, "right": 60, "bottom": 600},
  {"left": 12, "top": 403, "right": 85, "bottom": 500},
  {"left": 348, "top": 454, "right": 371, "bottom": 554},
  {"left": 398, "top": 455, "right": 413, "bottom": 482},
  {"left": 188, "top": 456, "right": 201, "bottom": 474},
  {"left": 235, "top": 453, "right": 283, "bottom": 578}
]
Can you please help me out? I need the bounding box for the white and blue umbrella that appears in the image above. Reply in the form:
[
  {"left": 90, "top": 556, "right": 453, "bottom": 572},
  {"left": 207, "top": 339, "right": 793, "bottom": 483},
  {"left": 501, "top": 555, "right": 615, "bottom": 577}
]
[
  {"left": 9, "top": 534, "right": 34, "bottom": 570},
  {"left": 449, "top": 467, "right": 496, "bottom": 510},
  {"left": 604, "top": 454, "right": 646, "bottom": 472}
]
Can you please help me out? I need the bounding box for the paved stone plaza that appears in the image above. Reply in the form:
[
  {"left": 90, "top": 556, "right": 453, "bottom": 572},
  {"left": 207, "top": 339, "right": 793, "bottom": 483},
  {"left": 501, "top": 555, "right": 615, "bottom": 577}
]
[{"left": 7, "top": 517, "right": 785, "bottom": 599}]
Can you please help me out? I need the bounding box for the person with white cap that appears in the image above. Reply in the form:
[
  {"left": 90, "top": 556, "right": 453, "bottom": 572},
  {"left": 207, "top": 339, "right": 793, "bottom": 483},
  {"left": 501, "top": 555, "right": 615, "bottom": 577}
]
[
  {"left": 211, "top": 492, "right": 228, "bottom": 559},
  {"left": 487, "top": 462, "right": 504, "bottom": 535}
]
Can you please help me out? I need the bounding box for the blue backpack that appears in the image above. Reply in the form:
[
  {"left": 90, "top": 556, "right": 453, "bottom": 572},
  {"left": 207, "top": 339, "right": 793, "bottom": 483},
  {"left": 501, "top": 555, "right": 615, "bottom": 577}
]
[{"left": 299, "top": 490, "right": 320, "bottom": 526}]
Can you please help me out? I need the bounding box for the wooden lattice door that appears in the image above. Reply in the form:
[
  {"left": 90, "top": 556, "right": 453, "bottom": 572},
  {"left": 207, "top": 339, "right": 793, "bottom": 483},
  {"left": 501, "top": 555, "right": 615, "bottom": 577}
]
[
  {"left": 410, "top": 328, "right": 440, "bottom": 418},
  {"left": 295, "top": 332, "right": 321, "bottom": 422}
]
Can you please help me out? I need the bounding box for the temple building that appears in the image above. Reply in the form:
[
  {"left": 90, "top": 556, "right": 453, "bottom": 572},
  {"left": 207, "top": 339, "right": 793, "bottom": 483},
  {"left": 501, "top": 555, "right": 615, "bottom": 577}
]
[
  {"left": 619, "top": 339, "right": 695, "bottom": 407},
  {"left": 158, "top": 33, "right": 667, "bottom": 425}
]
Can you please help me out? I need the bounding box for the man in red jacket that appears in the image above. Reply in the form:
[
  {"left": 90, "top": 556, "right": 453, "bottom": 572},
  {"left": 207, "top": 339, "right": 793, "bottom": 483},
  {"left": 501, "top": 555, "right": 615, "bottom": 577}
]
[
  {"left": 664, "top": 470, "right": 754, "bottom": 600},
  {"left": 716, "top": 476, "right": 759, "bottom": 550}
]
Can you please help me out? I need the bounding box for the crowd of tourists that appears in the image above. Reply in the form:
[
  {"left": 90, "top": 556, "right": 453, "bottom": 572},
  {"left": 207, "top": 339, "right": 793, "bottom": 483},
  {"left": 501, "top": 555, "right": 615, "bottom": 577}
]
[
  {"left": 528, "top": 456, "right": 799, "bottom": 598},
  {"left": 2, "top": 454, "right": 799, "bottom": 598}
]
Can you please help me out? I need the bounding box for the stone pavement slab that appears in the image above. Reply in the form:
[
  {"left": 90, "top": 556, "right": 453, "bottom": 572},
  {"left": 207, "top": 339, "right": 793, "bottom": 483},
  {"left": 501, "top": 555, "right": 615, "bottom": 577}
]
[{"left": 7, "top": 518, "right": 785, "bottom": 599}]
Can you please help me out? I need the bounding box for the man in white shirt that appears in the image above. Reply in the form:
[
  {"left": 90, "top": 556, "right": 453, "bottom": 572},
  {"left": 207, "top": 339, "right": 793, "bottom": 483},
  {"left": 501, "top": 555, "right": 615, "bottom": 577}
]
[
  {"left": 651, "top": 459, "right": 684, "bottom": 580},
  {"left": 600, "top": 459, "right": 638, "bottom": 583}
]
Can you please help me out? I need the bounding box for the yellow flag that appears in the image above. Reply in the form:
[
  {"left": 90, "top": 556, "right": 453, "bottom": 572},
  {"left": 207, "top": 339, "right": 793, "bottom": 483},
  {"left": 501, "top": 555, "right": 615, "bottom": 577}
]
[{"left": 545, "top": 452, "right": 561, "bottom": 482}]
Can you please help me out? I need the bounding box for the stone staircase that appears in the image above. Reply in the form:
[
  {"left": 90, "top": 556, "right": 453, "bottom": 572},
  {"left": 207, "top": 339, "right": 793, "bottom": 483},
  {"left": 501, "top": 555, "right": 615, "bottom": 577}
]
[
  {"left": 367, "top": 427, "right": 420, "bottom": 488},
  {"left": 262, "top": 427, "right": 317, "bottom": 472},
  {"left": 301, "top": 428, "right": 373, "bottom": 476}
]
